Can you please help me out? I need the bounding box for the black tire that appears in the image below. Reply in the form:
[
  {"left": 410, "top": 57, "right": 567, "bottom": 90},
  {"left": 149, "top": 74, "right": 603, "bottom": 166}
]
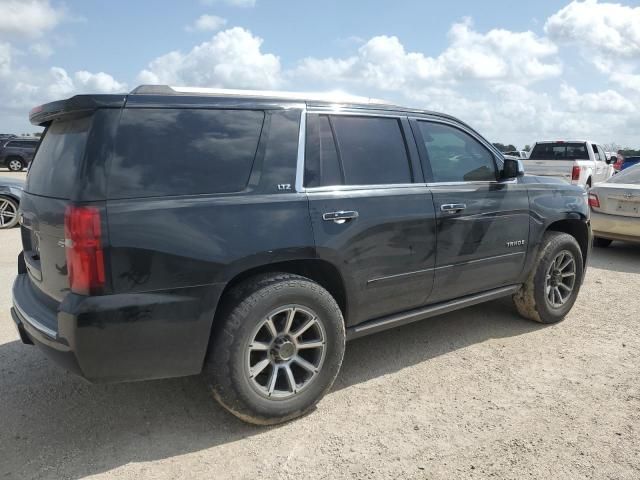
[
  {"left": 593, "top": 237, "right": 612, "bottom": 248},
  {"left": 6, "top": 157, "right": 24, "bottom": 172},
  {"left": 0, "top": 196, "right": 19, "bottom": 229},
  {"left": 585, "top": 178, "right": 592, "bottom": 190},
  {"left": 513, "top": 232, "right": 584, "bottom": 324},
  {"left": 206, "top": 273, "right": 345, "bottom": 425}
]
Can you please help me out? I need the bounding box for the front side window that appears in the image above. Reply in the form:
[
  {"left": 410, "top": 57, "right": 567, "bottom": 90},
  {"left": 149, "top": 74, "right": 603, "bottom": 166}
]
[
  {"left": 305, "top": 114, "right": 412, "bottom": 187},
  {"left": 417, "top": 121, "right": 496, "bottom": 183}
]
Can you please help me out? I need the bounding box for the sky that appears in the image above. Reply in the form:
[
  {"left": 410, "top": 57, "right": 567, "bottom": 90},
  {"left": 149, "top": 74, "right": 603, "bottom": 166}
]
[{"left": 1, "top": 0, "right": 639, "bottom": 149}]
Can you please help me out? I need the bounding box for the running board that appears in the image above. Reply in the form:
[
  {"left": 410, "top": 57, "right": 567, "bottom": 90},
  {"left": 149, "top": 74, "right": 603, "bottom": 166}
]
[{"left": 346, "top": 285, "right": 520, "bottom": 340}]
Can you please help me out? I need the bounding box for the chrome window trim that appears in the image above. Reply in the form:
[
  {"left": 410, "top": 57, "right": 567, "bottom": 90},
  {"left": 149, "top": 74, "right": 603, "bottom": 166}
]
[
  {"left": 304, "top": 183, "right": 428, "bottom": 193},
  {"left": 295, "top": 107, "right": 307, "bottom": 192}
]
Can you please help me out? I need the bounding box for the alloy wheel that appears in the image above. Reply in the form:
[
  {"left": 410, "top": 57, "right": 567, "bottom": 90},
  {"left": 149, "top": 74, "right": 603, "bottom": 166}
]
[
  {"left": 545, "top": 250, "right": 577, "bottom": 308},
  {"left": 246, "top": 305, "right": 326, "bottom": 399}
]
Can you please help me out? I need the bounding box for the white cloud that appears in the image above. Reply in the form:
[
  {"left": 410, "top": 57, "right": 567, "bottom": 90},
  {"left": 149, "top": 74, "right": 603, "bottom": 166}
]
[
  {"left": 138, "top": 27, "right": 281, "bottom": 89},
  {"left": 186, "top": 14, "right": 227, "bottom": 32},
  {"left": 545, "top": 0, "right": 640, "bottom": 61},
  {"left": 73, "top": 70, "right": 127, "bottom": 93},
  {"left": 293, "top": 19, "right": 561, "bottom": 91},
  {"left": 0, "top": 0, "right": 65, "bottom": 39},
  {"left": 200, "top": 0, "right": 256, "bottom": 7},
  {"left": 29, "top": 42, "right": 54, "bottom": 58},
  {"left": 0, "top": 43, "right": 11, "bottom": 76},
  {"left": 559, "top": 84, "right": 635, "bottom": 113}
]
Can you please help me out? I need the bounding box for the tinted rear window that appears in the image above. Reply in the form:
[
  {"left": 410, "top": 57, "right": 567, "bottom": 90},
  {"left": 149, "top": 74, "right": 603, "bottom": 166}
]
[
  {"left": 109, "top": 108, "right": 264, "bottom": 198},
  {"left": 25, "top": 115, "right": 92, "bottom": 199},
  {"left": 529, "top": 143, "right": 589, "bottom": 160}
]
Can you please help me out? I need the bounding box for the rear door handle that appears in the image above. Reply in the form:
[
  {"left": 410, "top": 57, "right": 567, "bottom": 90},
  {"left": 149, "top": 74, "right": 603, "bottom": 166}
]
[
  {"left": 322, "top": 210, "right": 359, "bottom": 224},
  {"left": 440, "top": 203, "right": 467, "bottom": 213}
]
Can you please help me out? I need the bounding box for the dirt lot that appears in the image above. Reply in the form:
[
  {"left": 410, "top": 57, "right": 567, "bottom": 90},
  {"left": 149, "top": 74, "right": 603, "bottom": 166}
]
[{"left": 1, "top": 169, "right": 639, "bottom": 479}]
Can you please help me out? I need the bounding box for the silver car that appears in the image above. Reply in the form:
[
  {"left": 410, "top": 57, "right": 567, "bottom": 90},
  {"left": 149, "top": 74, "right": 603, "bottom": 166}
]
[{"left": 589, "top": 164, "right": 640, "bottom": 247}]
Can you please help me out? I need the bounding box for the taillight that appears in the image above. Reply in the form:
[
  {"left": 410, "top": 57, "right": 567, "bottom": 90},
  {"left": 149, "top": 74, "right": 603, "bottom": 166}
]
[
  {"left": 588, "top": 193, "right": 600, "bottom": 209},
  {"left": 64, "top": 206, "right": 105, "bottom": 295},
  {"left": 571, "top": 165, "right": 581, "bottom": 181}
]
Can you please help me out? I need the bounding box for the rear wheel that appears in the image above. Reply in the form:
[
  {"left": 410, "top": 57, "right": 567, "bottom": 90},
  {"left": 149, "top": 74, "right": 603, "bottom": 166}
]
[
  {"left": 593, "top": 237, "right": 612, "bottom": 248},
  {"left": 0, "top": 196, "right": 19, "bottom": 229},
  {"left": 206, "top": 273, "right": 345, "bottom": 425},
  {"left": 513, "top": 232, "right": 584, "bottom": 324},
  {"left": 7, "top": 157, "right": 24, "bottom": 172}
]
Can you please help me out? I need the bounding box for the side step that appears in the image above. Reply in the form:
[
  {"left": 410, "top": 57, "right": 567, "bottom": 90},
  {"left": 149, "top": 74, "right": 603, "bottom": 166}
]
[{"left": 346, "top": 285, "right": 520, "bottom": 340}]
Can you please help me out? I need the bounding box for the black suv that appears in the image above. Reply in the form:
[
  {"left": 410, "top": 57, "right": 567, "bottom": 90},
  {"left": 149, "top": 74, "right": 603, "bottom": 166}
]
[
  {"left": 0, "top": 137, "right": 39, "bottom": 171},
  {"left": 12, "top": 86, "right": 591, "bottom": 424}
]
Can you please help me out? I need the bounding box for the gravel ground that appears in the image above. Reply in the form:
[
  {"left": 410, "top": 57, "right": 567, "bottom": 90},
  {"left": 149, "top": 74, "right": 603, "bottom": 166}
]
[{"left": 1, "top": 169, "right": 639, "bottom": 479}]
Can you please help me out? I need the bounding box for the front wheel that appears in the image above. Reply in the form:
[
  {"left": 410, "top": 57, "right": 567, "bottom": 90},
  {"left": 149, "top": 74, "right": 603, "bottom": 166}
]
[
  {"left": 206, "top": 273, "right": 345, "bottom": 425},
  {"left": 513, "top": 232, "right": 584, "bottom": 324}
]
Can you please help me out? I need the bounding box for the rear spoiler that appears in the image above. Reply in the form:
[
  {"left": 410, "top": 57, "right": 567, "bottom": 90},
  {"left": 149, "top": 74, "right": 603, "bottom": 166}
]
[{"left": 29, "top": 94, "right": 127, "bottom": 126}]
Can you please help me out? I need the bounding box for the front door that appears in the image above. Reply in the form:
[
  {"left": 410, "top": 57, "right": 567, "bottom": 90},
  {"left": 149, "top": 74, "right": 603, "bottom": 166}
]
[
  {"left": 411, "top": 119, "right": 530, "bottom": 303},
  {"left": 304, "top": 112, "right": 437, "bottom": 325}
]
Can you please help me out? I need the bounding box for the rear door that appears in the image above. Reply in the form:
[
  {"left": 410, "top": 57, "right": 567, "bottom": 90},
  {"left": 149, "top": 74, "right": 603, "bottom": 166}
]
[
  {"left": 304, "top": 111, "right": 437, "bottom": 325},
  {"left": 411, "top": 118, "right": 530, "bottom": 303}
]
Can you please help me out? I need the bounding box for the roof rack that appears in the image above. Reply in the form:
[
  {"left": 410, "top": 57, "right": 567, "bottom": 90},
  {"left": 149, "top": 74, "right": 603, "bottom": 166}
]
[{"left": 130, "top": 85, "right": 393, "bottom": 105}]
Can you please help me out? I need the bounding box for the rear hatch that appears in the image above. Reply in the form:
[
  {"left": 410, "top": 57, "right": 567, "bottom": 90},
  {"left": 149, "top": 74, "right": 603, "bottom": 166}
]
[
  {"left": 523, "top": 142, "right": 588, "bottom": 181},
  {"left": 20, "top": 114, "right": 95, "bottom": 302}
]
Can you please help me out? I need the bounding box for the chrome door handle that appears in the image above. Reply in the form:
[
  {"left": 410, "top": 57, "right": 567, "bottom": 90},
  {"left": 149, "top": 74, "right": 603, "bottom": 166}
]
[
  {"left": 440, "top": 203, "right": 467, "bottom": 213},
  {"left": 323, "top": 210, "right": 359, "bottom": 224}
]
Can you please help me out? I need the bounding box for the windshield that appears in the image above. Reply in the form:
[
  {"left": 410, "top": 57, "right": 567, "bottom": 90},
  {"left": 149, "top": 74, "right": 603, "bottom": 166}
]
[
  {"left": 609, "top": 165, "right": 640, "bottom": 184},
  {"left": 529, "top": 143, "right": 589, "bottom": 160}
]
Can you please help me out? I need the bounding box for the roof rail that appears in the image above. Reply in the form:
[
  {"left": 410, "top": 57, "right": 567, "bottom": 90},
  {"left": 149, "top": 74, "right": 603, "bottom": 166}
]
[{"left": 130, "top": 85, "right": 393, "bottom": 105}]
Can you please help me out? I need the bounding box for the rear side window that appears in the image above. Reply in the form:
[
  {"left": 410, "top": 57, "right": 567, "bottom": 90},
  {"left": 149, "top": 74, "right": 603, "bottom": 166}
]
[
  {"left": 305, "top": 114, "right": 411, "bottom": 187},
  {"left": 529, "top": 143, "right": 589, "bottom": 160},
  {"left": 417, "top": 121, "right": 496, "bottom": 182},
  {"left": 26, "top": 115, "right": 92, "bottom": 199},
  {"left": 110, "top": 108, "right": 264, "bottom": 198}
]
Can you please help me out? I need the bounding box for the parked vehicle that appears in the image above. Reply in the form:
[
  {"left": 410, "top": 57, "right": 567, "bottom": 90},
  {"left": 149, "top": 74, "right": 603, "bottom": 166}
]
[
  {"left": 621, "top": 156, "right": 640, "bottom": 171},
  {"left": 12, "top": 86, "right": 591, "bottom": 425},
  {"left": 0, "top": 137, "right": 39, "bottom": 171},
  {"left": 504, "top": 150, "right": 529, "bottom": 159},
  {"left": 523, "top": 140, "right": 613, "bottom": 188},
  {"left": 0, "top": 177, "right": 23, "bottom": 229},
  {"left": 0, "top": 134, "right": 17, "bottom": 146},
  {"left": 589, "top": 164, "right": 640, "bottom": 247}
]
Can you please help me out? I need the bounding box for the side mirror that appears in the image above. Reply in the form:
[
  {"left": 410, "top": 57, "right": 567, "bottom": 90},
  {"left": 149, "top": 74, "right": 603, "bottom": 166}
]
[
  {"left": 502, "top": 157, "right": 524, "bottom": 179},
  {"left": 607, "top": 156, "right": 615, "bottom": 165}
]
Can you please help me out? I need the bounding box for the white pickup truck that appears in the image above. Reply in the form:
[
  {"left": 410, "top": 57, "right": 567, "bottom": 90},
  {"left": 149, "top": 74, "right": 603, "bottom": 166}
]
[{"left": 522, "top": 140, "right": 614, "bottom": 189}]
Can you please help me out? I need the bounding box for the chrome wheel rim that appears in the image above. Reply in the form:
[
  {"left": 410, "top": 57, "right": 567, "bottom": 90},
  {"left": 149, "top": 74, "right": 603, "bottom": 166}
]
[
  {"left": 8, "top": 159, "right": 22, "bottom": 171},
  {"left": 545, "top": 250, "right": 576, "bottom": 308},
  {"left": 246, "top": 305, "right": 326, "bottom": 399},
  {"left": 0, "top": 198, "right": 17, "bottom": 227}
]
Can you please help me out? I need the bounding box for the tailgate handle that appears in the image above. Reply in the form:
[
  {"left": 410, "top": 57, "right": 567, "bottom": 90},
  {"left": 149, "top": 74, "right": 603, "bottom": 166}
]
[{"left": 323, "top": 211, "right": 359, "bottom": 224}]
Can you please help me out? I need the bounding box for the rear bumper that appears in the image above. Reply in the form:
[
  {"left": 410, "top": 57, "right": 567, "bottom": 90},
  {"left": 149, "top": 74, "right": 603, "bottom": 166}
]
[
  {"left": 11, "top": 273, "right": 224, "bottom": 383},
  {"left": 591, "top": 211, "right": 640, "bottom": 243}
]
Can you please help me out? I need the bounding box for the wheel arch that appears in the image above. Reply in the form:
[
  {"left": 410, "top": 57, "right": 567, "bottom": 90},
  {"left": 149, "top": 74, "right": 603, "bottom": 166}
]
[
  {"left": 216, "top": 258, "right": 350, "bottom": 324},
  {"left": 545, "top": 217, "right": 590, "bottom": 267}
]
